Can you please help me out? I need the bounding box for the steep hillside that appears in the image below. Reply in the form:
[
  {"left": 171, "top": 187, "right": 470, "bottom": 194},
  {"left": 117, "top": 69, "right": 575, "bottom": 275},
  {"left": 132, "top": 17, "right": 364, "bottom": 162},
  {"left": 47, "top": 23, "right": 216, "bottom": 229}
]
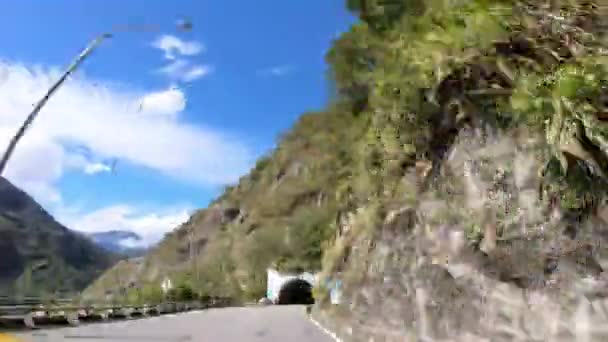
[
  {"left": 89, "top": 1, "right": 608, "bottom": 339},
  {"left": 84, "top": 106, "right": 368, "bottom": 301},
  {"left": 310, "top": 1, "right": 608, "bottom": 341},
  {"left": 0, "top": 176, "right": 117, "bottom": 296}
]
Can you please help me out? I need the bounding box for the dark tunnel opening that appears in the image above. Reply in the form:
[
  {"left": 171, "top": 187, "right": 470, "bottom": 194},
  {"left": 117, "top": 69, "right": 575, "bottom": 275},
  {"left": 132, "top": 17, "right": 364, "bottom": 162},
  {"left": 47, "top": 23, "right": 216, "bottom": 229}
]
[{"left": 277, "top": 278, "right": 314, "bottom": 305}]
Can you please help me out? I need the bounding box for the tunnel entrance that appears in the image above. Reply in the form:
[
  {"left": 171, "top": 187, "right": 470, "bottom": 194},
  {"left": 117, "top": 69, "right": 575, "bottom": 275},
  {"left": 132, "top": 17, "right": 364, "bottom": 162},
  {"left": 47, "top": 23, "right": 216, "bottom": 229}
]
[{"left": 277, "top": 278, "right": 314, "bottom": 305}]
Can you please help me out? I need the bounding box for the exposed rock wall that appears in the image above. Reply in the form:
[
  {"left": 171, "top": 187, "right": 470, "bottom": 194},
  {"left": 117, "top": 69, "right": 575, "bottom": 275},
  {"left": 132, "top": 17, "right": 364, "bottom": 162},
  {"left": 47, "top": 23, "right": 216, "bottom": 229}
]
[{"left": 315, "top": 128, "right": 608, "bottom": 341}]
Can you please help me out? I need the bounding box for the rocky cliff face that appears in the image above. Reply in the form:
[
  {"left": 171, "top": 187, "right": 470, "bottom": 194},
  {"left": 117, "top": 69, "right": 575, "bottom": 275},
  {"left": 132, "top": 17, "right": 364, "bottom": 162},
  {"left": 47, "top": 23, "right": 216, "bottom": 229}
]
[
  {"left": 309, "top": 2, "right": 608, "bottom": 341},
  {"left": 313, "top": 128, "right": 608, "bottom": 341}
]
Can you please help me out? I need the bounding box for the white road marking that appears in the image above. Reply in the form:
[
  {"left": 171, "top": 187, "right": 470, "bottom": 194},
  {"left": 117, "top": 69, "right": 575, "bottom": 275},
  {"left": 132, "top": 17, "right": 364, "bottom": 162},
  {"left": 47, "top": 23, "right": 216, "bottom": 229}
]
[{"left": 308, "top": 313, "right": 342, "bottom": 342}]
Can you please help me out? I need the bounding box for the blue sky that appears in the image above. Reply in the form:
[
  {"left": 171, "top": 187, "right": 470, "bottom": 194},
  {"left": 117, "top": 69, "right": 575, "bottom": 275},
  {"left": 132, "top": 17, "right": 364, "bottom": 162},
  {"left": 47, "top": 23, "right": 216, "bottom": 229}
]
[{"left": 0, "top": 0, "right": 355, "bottom": 245}]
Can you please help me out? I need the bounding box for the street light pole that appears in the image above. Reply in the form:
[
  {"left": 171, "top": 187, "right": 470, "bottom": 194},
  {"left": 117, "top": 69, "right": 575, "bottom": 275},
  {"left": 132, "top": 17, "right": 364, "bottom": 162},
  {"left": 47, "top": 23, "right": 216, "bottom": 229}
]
[
  {"left": 0, "top": 33, "right": 111, "bottom": 176},
  {"left": 0, "top": 19, "right": 192, "bottom": 177},
  {"left": 189, "top": 226, "right": 200, "bottom": 288}
]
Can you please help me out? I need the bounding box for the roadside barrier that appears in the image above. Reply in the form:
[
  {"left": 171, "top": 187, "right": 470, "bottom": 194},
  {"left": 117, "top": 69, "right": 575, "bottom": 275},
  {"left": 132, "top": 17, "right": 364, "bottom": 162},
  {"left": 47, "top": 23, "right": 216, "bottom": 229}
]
[{"left": 0, "top": 296, "right": 235, "bottom": 330}]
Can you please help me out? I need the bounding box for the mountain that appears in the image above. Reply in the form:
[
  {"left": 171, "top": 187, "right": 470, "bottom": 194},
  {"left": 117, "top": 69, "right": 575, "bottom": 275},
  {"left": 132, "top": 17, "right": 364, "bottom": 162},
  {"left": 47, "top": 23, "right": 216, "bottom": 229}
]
[
  {"left": 84, "top": 106, "right": 356, "bottom": 301},
  {"left": 89, "top": 230, "right": 147, "bottom": 257},
  {"left": 0, "top": 176, "right": 117, "bottom": 296},
  {"left": 87, "top": 2, "right": 608, "bottom": 340}
]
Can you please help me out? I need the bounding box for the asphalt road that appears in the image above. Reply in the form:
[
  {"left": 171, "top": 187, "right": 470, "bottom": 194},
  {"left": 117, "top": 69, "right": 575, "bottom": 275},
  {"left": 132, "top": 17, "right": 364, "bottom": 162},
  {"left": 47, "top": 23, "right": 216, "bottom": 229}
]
[{"left": 10, "top": 305, "right": 335, "bottom": 342}]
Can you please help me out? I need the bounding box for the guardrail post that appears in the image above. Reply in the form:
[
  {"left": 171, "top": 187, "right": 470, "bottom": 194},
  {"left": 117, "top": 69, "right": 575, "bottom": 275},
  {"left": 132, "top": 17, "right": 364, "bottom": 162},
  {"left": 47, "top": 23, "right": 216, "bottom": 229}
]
[
  {"left": 67, "top": 311, "right": 80, "bottom": 326},
  {"left": 24, "top": 313, "right": 36, "bottom": 329}
]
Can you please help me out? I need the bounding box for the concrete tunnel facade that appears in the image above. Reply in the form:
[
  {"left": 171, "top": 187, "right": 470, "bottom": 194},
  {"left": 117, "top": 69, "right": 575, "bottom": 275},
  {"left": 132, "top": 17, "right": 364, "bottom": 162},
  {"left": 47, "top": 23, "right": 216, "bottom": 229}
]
[
  {"left": 266, "top": 268, "right": 317, "bottom": 304},
  {"left": 266, "top": 268, "right": 343, "bottom": 305}
]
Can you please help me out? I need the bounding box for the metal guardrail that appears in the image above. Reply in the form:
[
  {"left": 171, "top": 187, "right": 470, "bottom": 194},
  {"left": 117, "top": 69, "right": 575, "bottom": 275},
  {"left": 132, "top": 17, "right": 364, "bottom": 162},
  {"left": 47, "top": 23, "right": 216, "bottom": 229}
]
[
  {"left": 0, "top": 296, "right": 73, "bottom": 305},
  {"left": 0, "top": 297, "right": 237, "bottom": 329}
]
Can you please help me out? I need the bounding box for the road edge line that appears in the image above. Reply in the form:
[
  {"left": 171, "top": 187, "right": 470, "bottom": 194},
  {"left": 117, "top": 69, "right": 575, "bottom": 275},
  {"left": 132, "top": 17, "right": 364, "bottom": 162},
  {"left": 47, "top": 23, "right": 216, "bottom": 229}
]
[{"left": 307, "top": 310, "right": 342, "bottom": 342}]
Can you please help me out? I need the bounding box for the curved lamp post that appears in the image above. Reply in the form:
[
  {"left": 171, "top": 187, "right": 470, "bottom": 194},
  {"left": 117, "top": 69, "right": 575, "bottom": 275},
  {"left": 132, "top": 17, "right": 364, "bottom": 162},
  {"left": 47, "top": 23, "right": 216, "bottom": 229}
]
[{"left": 0, "top": 20, "right": 192, "bottom": 177}]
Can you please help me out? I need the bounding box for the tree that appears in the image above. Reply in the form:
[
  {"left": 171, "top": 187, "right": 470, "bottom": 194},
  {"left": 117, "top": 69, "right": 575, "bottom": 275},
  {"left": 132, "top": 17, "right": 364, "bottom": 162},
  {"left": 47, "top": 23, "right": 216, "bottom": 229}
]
[
  {"left": 176, "top": 283, "right": 195, "bottom": 301},
  {"left": 281, "top": 206, "right": 337, "bottom": 272},
  {"left": 165, "top": 288, "right": 178, "bottom": 302},
  {"left": 326, "top": 24, "right": 379, "bottom": 113},
  {"left": 126, "top": 288, "right": 142, "bottom": 305},
  {"left": 345, "top": 0, "right": 420, "bottom": 32},
  {"left": 141, "top": 284, "right": 164, "bottom": 304}
]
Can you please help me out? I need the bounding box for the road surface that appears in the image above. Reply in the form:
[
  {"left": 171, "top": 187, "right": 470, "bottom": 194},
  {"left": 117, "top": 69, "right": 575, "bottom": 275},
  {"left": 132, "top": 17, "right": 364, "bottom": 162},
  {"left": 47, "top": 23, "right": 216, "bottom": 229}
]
[{"left": 10, "top": 305, "right": 336, "bottom": 342}]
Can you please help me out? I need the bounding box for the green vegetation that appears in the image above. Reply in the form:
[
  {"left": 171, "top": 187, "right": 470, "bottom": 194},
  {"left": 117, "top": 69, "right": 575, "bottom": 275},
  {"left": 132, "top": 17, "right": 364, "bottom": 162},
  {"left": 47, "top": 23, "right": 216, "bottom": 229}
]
[
  {"left": 88, "top": 0, "right": 608, "bottom": 304},
  {"left": 116, "top": 282, "right": 199, "bottom": 305},
  {"left": 0, "top": 177, "right": 117, "bottom": 297}
]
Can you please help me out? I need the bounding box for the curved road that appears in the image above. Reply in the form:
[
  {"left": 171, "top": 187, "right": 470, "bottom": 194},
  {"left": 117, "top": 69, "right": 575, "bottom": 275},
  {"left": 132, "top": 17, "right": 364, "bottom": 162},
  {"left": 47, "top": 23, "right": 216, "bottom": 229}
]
[{"left": 11, "top": 305, "right": 335, "bottom": 342}]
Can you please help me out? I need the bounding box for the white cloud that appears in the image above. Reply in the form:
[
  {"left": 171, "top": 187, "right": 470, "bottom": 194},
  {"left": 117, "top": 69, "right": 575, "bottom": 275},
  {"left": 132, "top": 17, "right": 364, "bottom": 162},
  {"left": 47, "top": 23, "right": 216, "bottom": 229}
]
[
  {"left": 258, "top": 65, "right": 293, "bottom": 77},
  {"left": 158, "top": 59, "right": 212, "bottom": 82},
  {"left": 0, "top": 124, "right": 65, "bottom": 204},
  {"left": 181, "top": 65, "right": 212, "bottom": 82},
  {"left": 0, "top": 60, "right": 253, "bottom": 207},
  {"left": 62, "top": 152, "right": 115, "bottom": 177},
  {"left": 159, "top": 60, "right": 186, "bottom": 77},
  {"left": 83, "top": 162, "right": 111, "bottom": 175},
  {"left": 60, "top": 204, "right": 192, "bottom": 247},
  {"left": 151, "top": 35, "right": 211, "bottom": 83},
  {"left": 118, "top": 237, "right": 143, "bottom": 249},
  {"left": 139, "top": 87, "right": 186, "bottom": 117},
  {"left": 152, "top": 35, "right": 204, "bottom": 60}
]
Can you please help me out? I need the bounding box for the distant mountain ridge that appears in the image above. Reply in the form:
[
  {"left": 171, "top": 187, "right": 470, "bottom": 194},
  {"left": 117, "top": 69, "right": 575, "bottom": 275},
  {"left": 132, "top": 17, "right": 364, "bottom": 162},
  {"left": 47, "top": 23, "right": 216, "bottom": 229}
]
[
  {"left": 0, "top": 176, "right": 117, "bottom": 296},
  {"left": 88, "top": 230, "right": 148, "bottom": 257}
]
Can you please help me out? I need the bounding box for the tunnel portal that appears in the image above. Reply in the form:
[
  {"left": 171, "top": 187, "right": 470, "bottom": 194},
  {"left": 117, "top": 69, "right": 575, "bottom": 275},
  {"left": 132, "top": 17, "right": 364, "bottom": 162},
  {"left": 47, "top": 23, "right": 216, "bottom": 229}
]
[{"left": 277, "top": 278, "right": 314, "bottom": 305}]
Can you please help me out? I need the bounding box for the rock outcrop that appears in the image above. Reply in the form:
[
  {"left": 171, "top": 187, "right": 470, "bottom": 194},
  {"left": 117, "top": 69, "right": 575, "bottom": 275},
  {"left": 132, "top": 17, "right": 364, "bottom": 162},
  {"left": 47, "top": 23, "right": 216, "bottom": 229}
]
[
  {"left": 310, "top": 2, "right": 608, "bottom": 340},
  {"left": 314, "top": 127, "right": 608, "bottom": 341}
]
